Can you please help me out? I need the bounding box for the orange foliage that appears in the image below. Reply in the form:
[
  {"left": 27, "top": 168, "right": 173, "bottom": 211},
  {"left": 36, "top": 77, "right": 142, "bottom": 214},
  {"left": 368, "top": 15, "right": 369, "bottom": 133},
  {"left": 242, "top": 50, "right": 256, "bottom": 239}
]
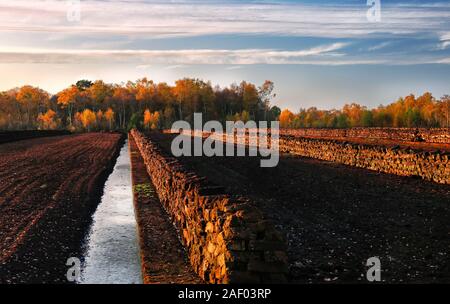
[
  {"left": 87, "top": 80, "right": 112, "bottom": 104},
  {"left": 281, "top": 92, "right": 449, "bottom": 128},
  {"left": 57, "top": 85, "right": 79, "bottom": 108},
  {"left": 279, "top": 109, "right": 295, "bottom": 128},
  {"left": 104, "top": 108, "right": 115, "bottom": 130},
  {"left": 15, "top": 86, "right": 50, "bottom": 128},
  {"left": 57, "top": 85, "right": 79, "bottom": 126},
  {"left": 16, "top": 86, "right": 49, "bottom": 106},
  {"left": 37, "top": 109, "right": 58, "bottom": 130},
  {"left": 97, "top": 110, "right": 104, "bottom": 121},
  {"left": 143, "top": 109, "right": 160, "bottom": 130},
  {"left": 136, "top": 78, "right": 155, "bottom": 107},
  {"left": 80, "top": 109, "right": 96, "bottom": 131}
]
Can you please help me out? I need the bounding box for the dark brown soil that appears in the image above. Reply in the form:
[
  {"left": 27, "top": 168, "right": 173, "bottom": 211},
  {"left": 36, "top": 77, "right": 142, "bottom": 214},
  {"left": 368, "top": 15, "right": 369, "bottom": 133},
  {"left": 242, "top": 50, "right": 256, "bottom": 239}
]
[
  {"left": 150, "top": 132, "right": 450, "bottom": 283},
  {"left": 0, "top": 130, "right": 71, "bottom": 145},
  {"left": 128, "top": 136, "right": 203, "bottom": 284},
  {"left": 0, "top": 133, "right": 124, "bottom": 283}
]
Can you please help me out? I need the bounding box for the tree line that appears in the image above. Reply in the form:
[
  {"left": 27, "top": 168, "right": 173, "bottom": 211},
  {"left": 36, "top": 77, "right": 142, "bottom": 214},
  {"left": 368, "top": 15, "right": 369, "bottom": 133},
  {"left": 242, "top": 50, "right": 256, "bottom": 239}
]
[
  {"left": 1, "top": 79, "right": 449, "bottom": 131},
  {"left": 0, "top": 78, "right": 279, "bottom": 131},
  {"left": 280, "top": 93, "right": 450, "bottom": 129}
]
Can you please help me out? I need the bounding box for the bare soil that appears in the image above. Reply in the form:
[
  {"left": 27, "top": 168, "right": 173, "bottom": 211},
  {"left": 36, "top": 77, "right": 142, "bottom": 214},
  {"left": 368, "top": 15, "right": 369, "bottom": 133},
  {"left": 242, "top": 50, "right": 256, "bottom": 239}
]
[
  {"left": 150, "top": 132, "right": 450, "bottom": 283},
  {"left": 0, "top": 130, "right": 70, "bottom": 145},
  {"left": 0, "top": 133, "right": 123, "bottom": 283}
]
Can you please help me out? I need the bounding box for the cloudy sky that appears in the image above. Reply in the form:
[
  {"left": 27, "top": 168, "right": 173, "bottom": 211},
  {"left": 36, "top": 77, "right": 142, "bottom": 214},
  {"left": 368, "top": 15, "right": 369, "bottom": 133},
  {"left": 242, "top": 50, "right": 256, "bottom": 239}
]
[{"left": 0, "top": 0, "right": 450, "bottom": 110}]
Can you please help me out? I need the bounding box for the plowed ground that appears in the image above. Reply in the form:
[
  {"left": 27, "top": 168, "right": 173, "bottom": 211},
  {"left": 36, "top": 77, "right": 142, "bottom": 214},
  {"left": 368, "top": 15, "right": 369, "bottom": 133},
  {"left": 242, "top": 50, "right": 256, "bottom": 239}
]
[
  {"left": 0, "top": 133, "right": 123, "bottom": 283},
  {"left": 151, "top": 132, "right": 450, "bottom": 283},
  {"left": 0, "top": 130, "right": 70, "bottom": 145}
]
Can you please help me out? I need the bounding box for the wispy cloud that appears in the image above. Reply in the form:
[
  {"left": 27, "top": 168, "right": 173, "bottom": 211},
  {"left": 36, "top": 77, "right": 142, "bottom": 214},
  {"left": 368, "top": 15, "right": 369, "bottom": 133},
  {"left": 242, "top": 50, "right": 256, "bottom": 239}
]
[
  {"left": 0, "top": 0, "right": 449, "bottom": 39},
  {"left": 367, "top": 41, "right": 392, "bottom": 52},
  {"left": 436, "top": 57, "right": 450, "bottom": 64},
  {"left": 0, "top": 1, "right": 449, "bottom": 67},
  {"left": 439, "top": 32, "right": 450, "bottom": 49},
  {"left": 0, "top": 43, "right": 352, "bottom": 65},
  {"left": 136, "top": 64, "right": 152, "bottom": 70},
  {"left": 225, "top": 66, "right": 243, "bottom": 70},
  {"left": 164, "top": 65, "right": 188, "bottom": 70},
  {"left": 1, "top": 44, "right": 448, "bottom": 65}
]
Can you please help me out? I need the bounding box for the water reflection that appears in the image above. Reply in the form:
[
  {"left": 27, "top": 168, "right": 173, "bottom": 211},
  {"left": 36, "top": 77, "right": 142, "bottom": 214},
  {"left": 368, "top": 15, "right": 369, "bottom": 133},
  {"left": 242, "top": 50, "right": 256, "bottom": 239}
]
[{"left": 79, "top": 140, "right": 143, "bottom": 284}]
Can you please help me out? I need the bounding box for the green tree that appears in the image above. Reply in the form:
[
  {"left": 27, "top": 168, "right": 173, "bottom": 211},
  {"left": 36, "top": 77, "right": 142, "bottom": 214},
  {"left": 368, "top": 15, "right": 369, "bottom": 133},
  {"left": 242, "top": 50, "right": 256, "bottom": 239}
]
[{"left": 361, "top": 110, "right": 374, "bottom": 127}]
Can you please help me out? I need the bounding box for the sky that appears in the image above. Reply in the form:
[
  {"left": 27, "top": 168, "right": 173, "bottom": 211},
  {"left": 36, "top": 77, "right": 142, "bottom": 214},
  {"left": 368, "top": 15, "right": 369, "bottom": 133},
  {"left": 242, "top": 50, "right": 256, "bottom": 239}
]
[{"left": 0, "top": 0, "right": 449, "bottom": 110}]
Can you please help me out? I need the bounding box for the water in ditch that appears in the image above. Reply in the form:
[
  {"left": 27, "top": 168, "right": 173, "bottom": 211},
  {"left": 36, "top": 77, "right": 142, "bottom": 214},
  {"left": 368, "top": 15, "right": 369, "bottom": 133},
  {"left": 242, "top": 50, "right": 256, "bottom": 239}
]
[{"left": 78, "top": 139, "right": 143, "bottom": 284}]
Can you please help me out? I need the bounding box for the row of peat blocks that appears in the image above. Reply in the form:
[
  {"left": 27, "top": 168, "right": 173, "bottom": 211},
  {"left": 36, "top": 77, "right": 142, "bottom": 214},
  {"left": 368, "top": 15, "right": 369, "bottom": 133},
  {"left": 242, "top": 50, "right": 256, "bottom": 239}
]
[
  {"left": 180, "top": 128, "right": 449, "bottom": 185},
  {"left": 281, "top": 128, "right": 450, "bottom": 144},
  {"left": 279, "top": 136, "right": 450, "bottom": 185},
  {"left": 130, "top": 130, "right": 289, "bottom": 284}
]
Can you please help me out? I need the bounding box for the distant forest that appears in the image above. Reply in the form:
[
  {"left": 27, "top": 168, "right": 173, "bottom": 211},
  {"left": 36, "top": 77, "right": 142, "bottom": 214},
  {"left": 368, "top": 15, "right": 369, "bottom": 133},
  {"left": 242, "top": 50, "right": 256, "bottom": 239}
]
[
  {"left": 0, "top": 78, "right": 279, "bottom": 131},
  {"left": 280, "top": 93, "right": 450, "bottom": 129},
  {"left": 0, "top": 78, "right": 449, "bottom": 131}
]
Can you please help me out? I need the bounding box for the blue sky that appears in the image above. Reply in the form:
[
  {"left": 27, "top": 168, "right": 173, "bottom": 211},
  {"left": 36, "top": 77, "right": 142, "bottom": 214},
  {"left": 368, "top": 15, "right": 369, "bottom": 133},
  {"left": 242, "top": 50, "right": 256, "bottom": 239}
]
[{"left": 0, "top": 0, "right": 449, "bottom": 110}]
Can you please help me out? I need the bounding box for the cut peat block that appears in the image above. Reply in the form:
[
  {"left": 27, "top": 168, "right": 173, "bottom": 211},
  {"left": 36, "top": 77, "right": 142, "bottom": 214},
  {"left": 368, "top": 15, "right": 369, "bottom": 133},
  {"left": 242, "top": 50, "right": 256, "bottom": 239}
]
[{"left": 128, "top": 135, "right": 203, "bottom": 284}]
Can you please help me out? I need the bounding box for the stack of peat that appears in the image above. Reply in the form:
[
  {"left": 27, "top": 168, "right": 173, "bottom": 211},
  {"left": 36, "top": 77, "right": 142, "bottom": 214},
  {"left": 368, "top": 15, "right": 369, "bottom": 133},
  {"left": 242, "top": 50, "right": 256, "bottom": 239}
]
[
  {"left": 279, "top": 136, "right": 450, "bottom": 185},
  {"left": 281, "top": 128, "right": 450, "bottom": 144},
  {"left": 130, "top": 130, "right": 288, "bottom": 284},
  {"left": 175, "top": 129, "right": 449, "bottom": 184}
]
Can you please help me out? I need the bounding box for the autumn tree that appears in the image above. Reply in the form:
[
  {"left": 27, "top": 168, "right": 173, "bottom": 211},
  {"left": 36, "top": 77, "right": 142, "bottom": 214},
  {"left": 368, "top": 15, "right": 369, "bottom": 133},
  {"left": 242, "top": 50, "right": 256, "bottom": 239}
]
[
  {"left": 259, "top": 80, "right": 276, "bottom": 120},
  {"left": 57, "top": 85, "right": 79, "bottom": 128},
  {"left": 440, "top": 95, "right": 450, "bottom": 127},
  {"left": 277, "top": 92, "right": 450, "bottom": 129},
  {"left": 135, "top": 78, "right": 156, "bottom": 111},
  {"left": 0, "top": 91, "right": 18, "bottom": 129},
  {"left": 104, "top": 108, "right": 115, "bottom": 130},
  {"left": 143, "top": 109, "right": 151, "bottom": 129},
  {"left": 162, "top": 106, "right": 175, "bottom": 129},
  {"left": 227, "top": 110, "right": 251, "bottom": 122},
  {"left": 173, "top": 78, "right": 194, "bottom": 121},
  {"left": 2, "top": 76, "right": 450, "bottom": 132},
  {"left": 87, "top": 80, "right": 113, "bottom": 109},
  {"left": 0, "top": 113, "right": 6, "bottom": 129},
  {"left": 156, "top": 82, "right": 175, "bottom": 109},
  {"left": 16, "top": 86, "right": 50, "bottom": 129},
  {"left": 37, "top": 109, "right": 59, "bottom": 130},
  {"left": 96, "top": 110, "right": 104, "bottom": 129},
  {"left": 143, "top": 109, "right": 160, "bottom": 130},
  {"left": 73, "top": 112, "right": 82, "bottom": 130},
  {"left": 279, "top": 109, "right": 295, "bottom": 128},
  {"left": 112, "top": 85, "right": 134, "bottom": 129},
  {"left": 240, "top": 81, "right": 259, "bottom": 118},
  {"left": 198, "top": 81, "right": 216, "bottom": 120},
  {"left": 343, "top": 103, "right": 365, "bottom": 127},
  {"left": 80, "top": 109, "right": 97, "bottom": 132}
]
